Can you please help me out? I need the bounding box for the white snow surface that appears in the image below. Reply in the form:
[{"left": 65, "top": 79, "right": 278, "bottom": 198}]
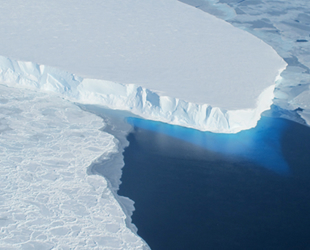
[
  {"left": 0, "top": 84, "right": 148, "bottom": 249},
  {"left": 187, "top": 0, "right": 310, "bottom": 126},
  {"left": 0, "top": 0, "right": 285, "bottom": 111}
]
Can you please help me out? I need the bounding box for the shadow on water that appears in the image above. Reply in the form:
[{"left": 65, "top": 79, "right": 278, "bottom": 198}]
[
  {"left": 127, "top": 116, "right": 290, "bottom": 174},
  {"left": 119, "top": 116, "right": 310, "bottom": 250}
]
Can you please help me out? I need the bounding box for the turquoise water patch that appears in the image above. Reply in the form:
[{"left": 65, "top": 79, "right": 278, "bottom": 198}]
[{"left": 126, "top": 116, "right": 290, "bottom": 174}]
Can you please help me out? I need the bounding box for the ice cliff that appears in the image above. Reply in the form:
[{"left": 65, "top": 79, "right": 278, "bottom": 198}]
[
  {"left": 183, "top": 0, "right": 310, "bottom": 126},
  {"left": 0, "top": 0, "right": 287, "bottom": 133},
  {"left": 0, "top": 55, "right": 285, "bottom": 133}
]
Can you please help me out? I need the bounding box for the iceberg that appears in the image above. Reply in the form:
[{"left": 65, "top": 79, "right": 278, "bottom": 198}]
[
  {"left": 0, "top": 54, "right": 284, "bottom": 133},
  {"left": 0, "top": 0, "right": 286, "bottom": 133},
  {"left": 186, "top": 0, "right": 310, "bottom": 126}
]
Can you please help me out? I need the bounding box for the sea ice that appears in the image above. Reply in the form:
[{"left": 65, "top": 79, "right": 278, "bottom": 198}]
[{"left": 0, "top": 85, "right": 148, "bottom": 249}]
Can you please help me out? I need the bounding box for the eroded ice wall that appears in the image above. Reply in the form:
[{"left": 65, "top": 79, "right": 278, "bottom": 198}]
[
  {"left": 0, "top": 0, "right": 286, "bottom": 132},
  {"left": 0, "top": 55, "right": 283, "bottom": 133},
  {"left": 181, "top": 0, "right": 310, "bottom": 125}
]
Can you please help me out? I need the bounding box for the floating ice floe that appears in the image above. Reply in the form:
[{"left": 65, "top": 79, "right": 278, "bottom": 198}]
[{"left": 0, "top": 84, "right": 148, "bottom": 249}]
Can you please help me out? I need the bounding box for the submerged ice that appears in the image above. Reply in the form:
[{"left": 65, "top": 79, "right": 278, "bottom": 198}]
[{"left": 127, "top": 116, "right": 290, "bottom": 174}]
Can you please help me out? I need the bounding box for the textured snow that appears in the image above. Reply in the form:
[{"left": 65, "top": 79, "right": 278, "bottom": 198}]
[{"left": 0, "top": 85, "right": 148, "bottom": 249}]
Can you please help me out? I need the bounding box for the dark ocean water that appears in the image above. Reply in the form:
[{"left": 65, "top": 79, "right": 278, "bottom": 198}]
[{"left": 118, "top": 116, "right": 310, "bottom": 250}]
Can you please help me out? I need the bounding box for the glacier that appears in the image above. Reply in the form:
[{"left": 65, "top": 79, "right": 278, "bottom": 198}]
[
  {"left": 0, "top": 0, "right": 286, "bottom": 133},
  {"left": 0, "top": 55, "right": 284, "bottom": 134},
  {"left": 0, "top": 0, "right": 301, "bottom": 249}
]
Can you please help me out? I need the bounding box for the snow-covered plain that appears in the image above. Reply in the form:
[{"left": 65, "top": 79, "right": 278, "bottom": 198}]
[{"left": 0, "top": 0, "right": 295, "bottom": 249}]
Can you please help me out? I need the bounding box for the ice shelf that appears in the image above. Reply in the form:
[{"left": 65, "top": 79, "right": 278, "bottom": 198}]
[
  {"left": 0, "top": 0, "right": 286, "bottom": 132},
  {"left": 0, "top": 1, "right": 293, "bottom": 249},
  {"left": 0, "top": 54, "right": 285, "bottom": 133},
  {"left": 184, "top": 0, "right": 310, "bottom": 126}
]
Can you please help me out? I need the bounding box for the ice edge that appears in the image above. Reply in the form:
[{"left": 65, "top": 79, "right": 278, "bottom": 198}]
[{"left": 0, "top": 55, "right": 286, "bottom": 133}]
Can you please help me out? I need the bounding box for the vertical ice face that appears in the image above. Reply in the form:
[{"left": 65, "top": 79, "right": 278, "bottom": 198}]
[
  {"left": 185, "top": 0, "right": 310, "bottom": 126},
  {"left": 0, "top": 54, "right": 282, "bottom": 133},
  {"left": 0, "top": 0, "right": 286, "bottom": 133}
]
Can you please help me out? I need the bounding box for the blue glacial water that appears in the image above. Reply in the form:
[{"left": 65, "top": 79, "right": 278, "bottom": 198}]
[
  {"left": 127, "top": 116, "right": 290, "bottom": 175},
  {"left": 118, "top": 116, "right": 310, "bottom": 250}
]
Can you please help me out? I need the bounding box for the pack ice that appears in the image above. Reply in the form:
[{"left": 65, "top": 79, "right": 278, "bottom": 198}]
[
  {"left": 0, "top": 0, "right": 286, "bottom": 133},
  {"left": 0, "top": 84, "right": 148, "bottom": 249}
]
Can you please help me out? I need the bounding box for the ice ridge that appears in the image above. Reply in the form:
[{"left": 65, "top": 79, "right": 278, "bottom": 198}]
[{"left": 0, "top": 55, "right": 285, "bottom": 133}]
